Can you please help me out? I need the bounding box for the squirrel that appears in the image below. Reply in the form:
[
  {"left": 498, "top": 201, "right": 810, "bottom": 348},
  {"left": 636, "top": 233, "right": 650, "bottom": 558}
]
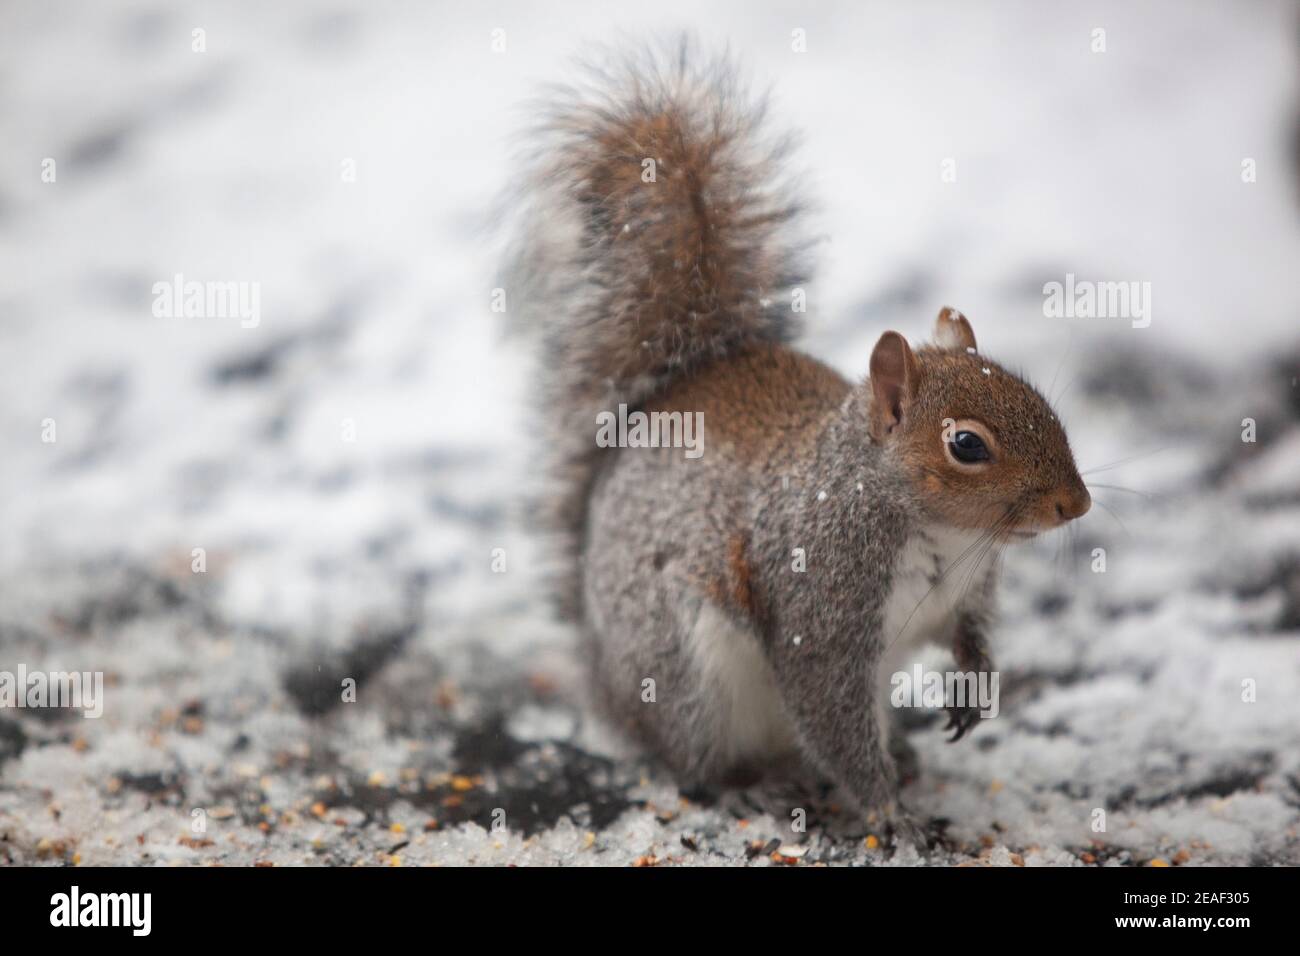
[{"left": 507, "top": 41, "right": 1091, "bottom": 841}]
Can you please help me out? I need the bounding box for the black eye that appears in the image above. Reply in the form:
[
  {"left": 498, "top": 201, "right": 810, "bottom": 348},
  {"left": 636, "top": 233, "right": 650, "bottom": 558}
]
[{"left": 949, "top": 430, "right": 990, "bottom": 463}]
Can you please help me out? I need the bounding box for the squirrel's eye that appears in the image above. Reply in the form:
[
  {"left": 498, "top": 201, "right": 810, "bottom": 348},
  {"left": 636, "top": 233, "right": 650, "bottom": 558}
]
[{"left": 949, "top": 430, "right": 990, "bottom": 463}]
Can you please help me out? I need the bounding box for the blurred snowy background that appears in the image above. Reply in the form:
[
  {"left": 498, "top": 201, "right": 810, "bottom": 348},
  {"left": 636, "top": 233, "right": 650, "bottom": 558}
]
[{"left": 1, "top": 0, "right": 1298, "bottom": 866}]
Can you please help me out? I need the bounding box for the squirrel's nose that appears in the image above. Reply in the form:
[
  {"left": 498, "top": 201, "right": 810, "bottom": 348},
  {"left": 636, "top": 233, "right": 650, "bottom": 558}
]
[{"left": 1054, "top": 487, "right": 1091, "bottom": 523}]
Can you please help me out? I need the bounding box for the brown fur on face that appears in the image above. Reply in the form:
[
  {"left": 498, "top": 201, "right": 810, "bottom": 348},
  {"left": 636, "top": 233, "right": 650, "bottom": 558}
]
[{"left": 870, "top": 309, "right": 1090, "bottom": 535}]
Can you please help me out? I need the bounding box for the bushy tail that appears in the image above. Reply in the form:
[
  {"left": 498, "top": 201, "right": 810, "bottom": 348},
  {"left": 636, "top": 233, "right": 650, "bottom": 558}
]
[{"left": 506, "top": 39, "right": 811, "bottom": 619}]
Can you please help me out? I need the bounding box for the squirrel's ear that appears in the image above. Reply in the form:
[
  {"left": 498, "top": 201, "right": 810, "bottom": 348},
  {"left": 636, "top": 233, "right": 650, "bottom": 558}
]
[
  {"left": 868, "top": 331, "right": 917, "bottom": 440},
  {"left": 933, "top": 306, "right": 977, "bottom": 352}
]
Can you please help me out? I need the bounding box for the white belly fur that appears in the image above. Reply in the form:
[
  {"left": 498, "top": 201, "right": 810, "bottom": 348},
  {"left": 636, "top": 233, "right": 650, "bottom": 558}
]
[
  {"left": 686, "top": 603, "right": 797, "bottom": 765},
  {"left": 877, "top": 525, "right": 995, "bottom": 720}
]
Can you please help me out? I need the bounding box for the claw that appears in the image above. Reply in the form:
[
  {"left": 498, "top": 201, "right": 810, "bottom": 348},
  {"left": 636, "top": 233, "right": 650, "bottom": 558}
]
[{"left": 945, "top": 706, "right": 978, "bottom": 743}]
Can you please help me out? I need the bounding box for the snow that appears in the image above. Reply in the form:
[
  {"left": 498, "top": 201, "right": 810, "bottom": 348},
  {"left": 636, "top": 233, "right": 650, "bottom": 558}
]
[{"left": 0, "top": 0, "right": 1297, "bottom": 866}]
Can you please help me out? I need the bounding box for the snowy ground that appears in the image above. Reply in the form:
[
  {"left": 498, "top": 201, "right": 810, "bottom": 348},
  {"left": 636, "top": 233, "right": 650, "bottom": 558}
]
[{"left": 1, "top": 0, "right": 1298, "bottom": 866}]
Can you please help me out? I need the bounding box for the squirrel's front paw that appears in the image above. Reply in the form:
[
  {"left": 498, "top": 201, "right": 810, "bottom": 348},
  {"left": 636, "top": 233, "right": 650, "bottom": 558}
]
[
  {"left": 943, "top": 698, "right": 982, "bottom": 743},
  {"left": 947, "top": 636, "right": 996, "bottom": 743}
]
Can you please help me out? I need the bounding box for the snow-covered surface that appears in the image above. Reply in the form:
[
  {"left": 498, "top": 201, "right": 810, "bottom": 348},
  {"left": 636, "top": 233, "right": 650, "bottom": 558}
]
[{"left": 1, "top": 0, "right": 1298, "bottom": 866}]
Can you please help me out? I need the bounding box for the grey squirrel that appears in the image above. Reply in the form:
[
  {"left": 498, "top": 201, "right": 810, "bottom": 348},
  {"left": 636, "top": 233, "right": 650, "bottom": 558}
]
[{"left": 508, "top": 42, "right": 1091, "bottom": 842}]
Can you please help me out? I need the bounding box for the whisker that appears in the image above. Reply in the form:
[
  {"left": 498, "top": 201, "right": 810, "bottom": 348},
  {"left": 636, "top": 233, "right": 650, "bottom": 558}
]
[
  {"left": 887, "top": 507, "right": 1019, "bottom": 649},
  {"left": 1081, "top": 447, "right": 1169, "bottom": 476},
  {"left": 1086, "top": 481, "right": 1159, "bottom": 501},
  {"left": 888, "top": 533, "right": 993, "bottom": 648},
  {"left": 1073, "top": 519, "right": 1081, "bottom": 576},
  {"left": 1067, "top": 516, "right": 1078, "bottom": 575},
  {"left": 1053, "top": 373, "right": 1081, "bottom": 409},
  {"left": 956, "top": 501, "right": 1025, "bottom": 606},
  {"left": 956, "top": 530, "right": 1001, "bottom": 609},
  {"left": 1048, "top": 327, "right": 1075, "bottom": 407},
  {"left": 1089, "top": 496, "right": 1132, "bottom": 538},
  {"left": 1053, "top": 511, "right": 1067, "bottom": 578}
]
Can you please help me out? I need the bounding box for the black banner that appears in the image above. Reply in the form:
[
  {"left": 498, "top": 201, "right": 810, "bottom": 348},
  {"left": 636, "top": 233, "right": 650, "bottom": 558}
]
[{"left": 0, "top": 864, "right": 1282, "bottom": 941}]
